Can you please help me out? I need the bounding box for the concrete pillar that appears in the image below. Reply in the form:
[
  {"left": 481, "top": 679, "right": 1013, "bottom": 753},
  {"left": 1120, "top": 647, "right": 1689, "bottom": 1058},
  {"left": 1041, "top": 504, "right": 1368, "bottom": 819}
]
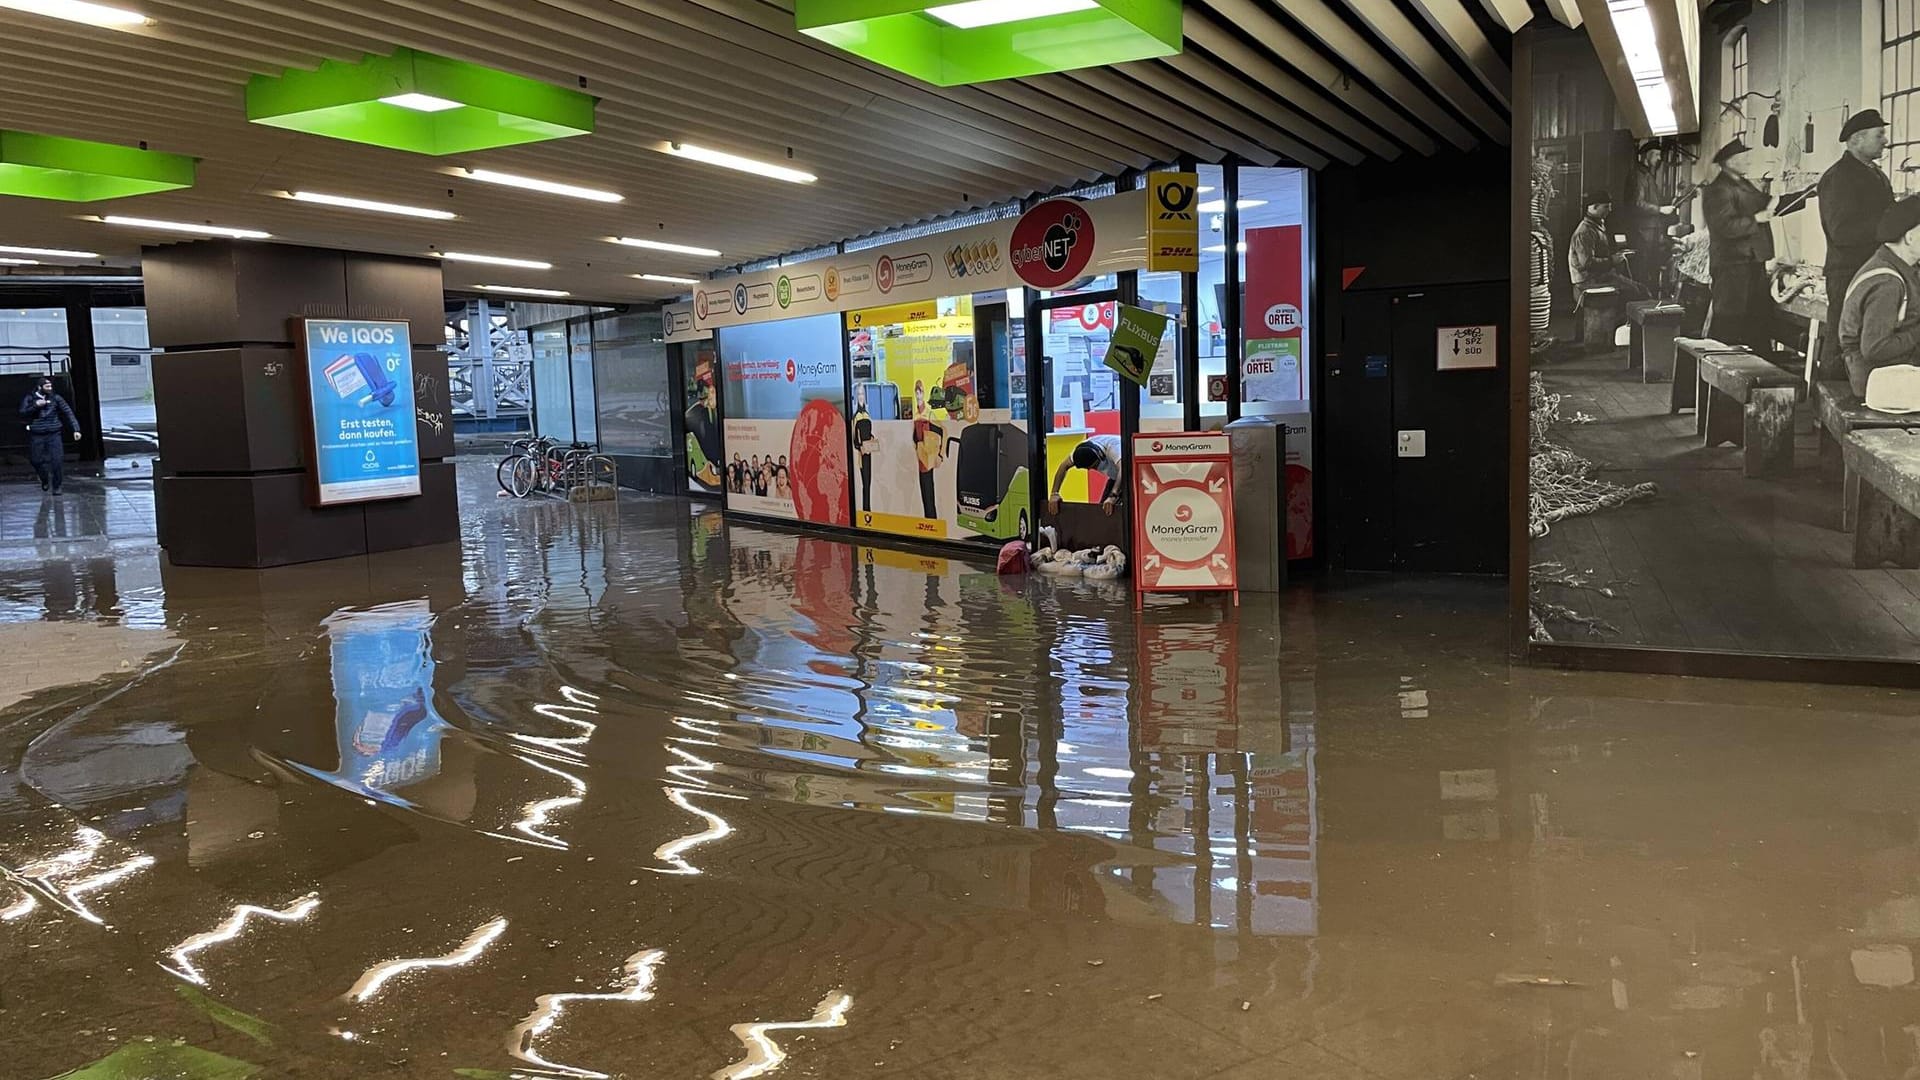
[{"left": 142, "top": 240, "right": 457, "bottom": 567}]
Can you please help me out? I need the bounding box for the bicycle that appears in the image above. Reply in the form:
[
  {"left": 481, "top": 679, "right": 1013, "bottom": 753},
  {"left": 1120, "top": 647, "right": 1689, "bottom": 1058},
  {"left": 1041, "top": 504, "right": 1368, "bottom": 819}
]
[{"left": 499, "top": 437, "right": 602, "bottom": 499}]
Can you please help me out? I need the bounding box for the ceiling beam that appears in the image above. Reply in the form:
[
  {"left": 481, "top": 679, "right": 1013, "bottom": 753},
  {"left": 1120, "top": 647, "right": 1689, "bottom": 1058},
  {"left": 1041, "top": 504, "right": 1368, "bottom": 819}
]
[
  {"left": 1542, "top": 0, "right": 1584, "bottom": 28},
  {"left": 1476, "top": 0, "right": 1534, "bottom": 32},
  {"left": 1114, "top": 60, "right": 1336, "bottom": 168},
  {"left": 1402, "top": 0, "right": 1515, "bottom": 107},
  {"left": 1180, "top": 8, "right": 1407, "bottom": 159},
  {"left": 1327, "top": 0, "right": 1510, "bottom": 142}
]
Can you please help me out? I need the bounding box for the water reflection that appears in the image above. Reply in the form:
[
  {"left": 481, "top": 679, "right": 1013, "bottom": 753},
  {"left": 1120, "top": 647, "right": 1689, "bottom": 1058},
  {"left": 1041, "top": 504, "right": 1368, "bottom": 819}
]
[{"left": 10, "top": 476, "right": 1920, "bottom": 1078}]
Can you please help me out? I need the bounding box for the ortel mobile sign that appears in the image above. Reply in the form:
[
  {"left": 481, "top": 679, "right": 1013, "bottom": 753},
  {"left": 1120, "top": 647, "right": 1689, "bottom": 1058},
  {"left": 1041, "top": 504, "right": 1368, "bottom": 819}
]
[{"left": 690, "top": 185, "right": 1156, "bottom": 332}]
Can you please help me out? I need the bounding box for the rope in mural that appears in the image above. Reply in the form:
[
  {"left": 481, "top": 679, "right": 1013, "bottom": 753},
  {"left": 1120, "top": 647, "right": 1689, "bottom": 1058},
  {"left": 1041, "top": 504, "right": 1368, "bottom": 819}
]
[
  {"left": 1529, "top": 372, "right": 1658, "bottom": 641},
  {"left": 1528, "top": 372, "right": 1657, "bottom": 538}
]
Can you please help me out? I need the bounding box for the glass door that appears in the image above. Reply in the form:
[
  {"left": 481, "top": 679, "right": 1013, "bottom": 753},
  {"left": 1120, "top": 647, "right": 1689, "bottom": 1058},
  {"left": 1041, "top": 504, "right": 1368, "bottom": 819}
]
[{"left": 1025, "top": 289, "right": 1129, "bottom": 550}]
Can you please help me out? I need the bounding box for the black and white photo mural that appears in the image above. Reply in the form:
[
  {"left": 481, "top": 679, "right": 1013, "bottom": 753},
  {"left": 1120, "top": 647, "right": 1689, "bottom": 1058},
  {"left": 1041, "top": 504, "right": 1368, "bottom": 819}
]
[{"left": 1525, "top": 0, "right": 1920, "bottom": 662}]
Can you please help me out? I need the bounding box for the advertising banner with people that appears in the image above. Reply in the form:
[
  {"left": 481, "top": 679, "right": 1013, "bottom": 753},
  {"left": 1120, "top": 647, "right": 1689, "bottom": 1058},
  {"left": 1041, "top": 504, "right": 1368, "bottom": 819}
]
[
  {"left": 848, "top": 296, "right": 1030, "bottom": 545},
  {"left": 717, "top": 313, "right": 850, "bottom": 527},
  {"left": 296, "top": 317, "right": 420, "bottom": 507}
]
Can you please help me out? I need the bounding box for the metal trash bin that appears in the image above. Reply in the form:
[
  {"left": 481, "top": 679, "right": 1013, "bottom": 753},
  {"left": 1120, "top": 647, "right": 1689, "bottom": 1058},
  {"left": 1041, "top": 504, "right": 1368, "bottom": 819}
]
[{"left": 1225, "top": 417, "right": 1286, "bottom": 591}]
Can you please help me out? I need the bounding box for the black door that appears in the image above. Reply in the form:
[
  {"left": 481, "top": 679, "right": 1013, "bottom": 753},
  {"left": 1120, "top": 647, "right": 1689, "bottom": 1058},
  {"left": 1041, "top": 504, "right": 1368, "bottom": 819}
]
[
  {"left": 1388, "top": 284, "right": 1508, "bottom": 573},
  {"left": 1327, "top": 283, "right": 1508, "bottom": 573}
]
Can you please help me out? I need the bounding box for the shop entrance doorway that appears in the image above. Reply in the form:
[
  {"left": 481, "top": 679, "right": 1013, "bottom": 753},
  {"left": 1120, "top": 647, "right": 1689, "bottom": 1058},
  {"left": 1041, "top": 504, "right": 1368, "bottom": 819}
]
[{"left": 1025, "top": 289, "right": 1134, "bottom": 553}]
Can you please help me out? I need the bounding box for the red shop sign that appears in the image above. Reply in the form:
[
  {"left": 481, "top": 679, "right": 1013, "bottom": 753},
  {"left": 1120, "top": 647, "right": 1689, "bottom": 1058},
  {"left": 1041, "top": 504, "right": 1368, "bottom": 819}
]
[{"left": 1010, "top": 198, "right": 1095, "bottom": 289}]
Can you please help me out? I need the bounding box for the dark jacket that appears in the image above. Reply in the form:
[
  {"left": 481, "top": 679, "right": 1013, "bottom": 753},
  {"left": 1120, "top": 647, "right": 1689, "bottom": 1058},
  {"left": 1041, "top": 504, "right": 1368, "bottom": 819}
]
[
  {"left": 1819, "top": 151, "right": 1894, "bottom": 277},
  {"left": 19, "top": 390, "right": 79, "bottom": 436},
  {"left": 1704, "top": 171, "right": 1775, "bottom": 267},
  {"left": 1838, "top": 244, "right": 1920, "bottom": 395},
  {"left": 1567, "top": 216, "right": 1616, "bottom": 286}
]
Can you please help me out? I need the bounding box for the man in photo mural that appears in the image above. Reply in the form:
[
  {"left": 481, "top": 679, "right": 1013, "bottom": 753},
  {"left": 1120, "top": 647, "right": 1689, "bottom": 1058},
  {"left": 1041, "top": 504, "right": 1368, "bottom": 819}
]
[
  {"left": 1569, "top": 191, "right": 1648, "bottom": 301},
  {"left": 1819, "top": 109, "right": 1894, "bottom": 375},
  {"left": 1703, "top": 139, "right": 1778, "bottom": 354},
  {"left": 1839, "top": 198, "right": 1920, "bottom": 396}
]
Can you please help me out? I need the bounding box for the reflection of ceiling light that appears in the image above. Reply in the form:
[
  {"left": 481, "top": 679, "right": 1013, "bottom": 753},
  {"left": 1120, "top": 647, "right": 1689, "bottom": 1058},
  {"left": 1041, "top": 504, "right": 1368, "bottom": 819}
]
[
  {"left": 456, "top": 168, "right": 623, "bottom": 203},
  {"left": 347, "top": 917, "right": 509, "bottom": 1002},
  {"left": 0, "top": 0, "right": 149, "bottom": 28},
  {"left": 379, "top": 93, "right": 462, "bottom": 112},
  {"left": 1202, "top": 242, "right": 1248, "bottom": 253},
  {"left": 612, "top": 237, "right": 722, "bottom": 257},
  {"left": 439, "top": 252, "right": 551, "bottom": 269},
  {"left": 662, "top": 142, "right": 816, "bottom": 184},
  {"left": 1196, "top": 186, "right": 1216, "bottom": 194},
  {"left": 1605, "top": 0, "right": 1678, "bottom": 135},
  {"left": 925, "top": 0, "right": 1096, "bottom": 28},
  {"left": 0, "top": 258, "right": 39, "bottom": 265},
  {"left": 290, "top": 190, "right": 455, "bottom": 219},
  {"left": 100, "top": 215, "right": 269, "bottom": 239},
  {"left": 0, "top": 244, "right": 98, "bottom": 258},
  {"left": 636, "top": 273, "right": 699, "bottom": 284},
  {"left": 475, "top": 284, "right": 569, "bottom": 297},
  {"left": 1197, "top": 199, "right": 1266, "bottom": 213}
]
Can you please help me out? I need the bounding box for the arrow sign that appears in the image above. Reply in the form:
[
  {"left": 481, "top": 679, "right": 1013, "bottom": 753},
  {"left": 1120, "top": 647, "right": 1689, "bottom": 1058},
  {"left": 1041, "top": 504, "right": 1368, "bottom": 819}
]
[
  {"left": 1144, "top": 554, "right": 1162, "bottom": 571},
  {"left": 1210, "top": 554, "right": 1229, "bottom": 570},
  {"left": 1208, "top": 476, "right": 1225, "bottom": 493},
  {"left": 1140, "top": 475, "right": 1159, "bottom": 496}
]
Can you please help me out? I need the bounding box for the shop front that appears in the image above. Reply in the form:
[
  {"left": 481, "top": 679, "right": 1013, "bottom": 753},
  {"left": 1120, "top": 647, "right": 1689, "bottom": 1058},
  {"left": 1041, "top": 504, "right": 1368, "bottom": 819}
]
[{"left": 665, "top": 170, "right": 1315, "bottom": 562}]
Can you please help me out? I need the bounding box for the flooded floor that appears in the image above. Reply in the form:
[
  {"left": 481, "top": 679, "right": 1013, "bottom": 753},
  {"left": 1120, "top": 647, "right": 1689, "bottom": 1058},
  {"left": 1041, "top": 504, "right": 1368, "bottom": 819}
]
[{"left": 2, "top": 466, "right": 1918, "bottom": 1079}]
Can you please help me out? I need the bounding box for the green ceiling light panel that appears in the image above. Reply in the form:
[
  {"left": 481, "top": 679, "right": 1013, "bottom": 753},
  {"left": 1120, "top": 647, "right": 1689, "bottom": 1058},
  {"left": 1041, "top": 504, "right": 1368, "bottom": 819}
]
[
  {"left": 796, "top": 0, "right": 1180, "bottom": 85},
  {"left": 0, "top": 130, "right": 195, "bottom": 202},
  {"left": 245, "top": 48, "right": 595, "bottom": 156}
]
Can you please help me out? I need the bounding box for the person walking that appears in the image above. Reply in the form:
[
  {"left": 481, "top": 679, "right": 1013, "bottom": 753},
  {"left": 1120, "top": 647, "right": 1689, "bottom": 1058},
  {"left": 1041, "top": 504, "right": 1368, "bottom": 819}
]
[
  {"left": 1703, "top": 138, "right": 1778, "bottom": 354},
  {"left": 1819, "top": 109, "right": 1894, "bottom": 376},
  {"left": 19, "top": 376, "right": 81, "bottom": 495}
]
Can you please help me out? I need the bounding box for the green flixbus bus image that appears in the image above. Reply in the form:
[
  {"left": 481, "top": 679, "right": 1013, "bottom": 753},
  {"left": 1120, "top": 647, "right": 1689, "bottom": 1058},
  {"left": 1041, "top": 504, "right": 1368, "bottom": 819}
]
[{"left": 949, "top": 421, "right": 1031, "bottom": 542}]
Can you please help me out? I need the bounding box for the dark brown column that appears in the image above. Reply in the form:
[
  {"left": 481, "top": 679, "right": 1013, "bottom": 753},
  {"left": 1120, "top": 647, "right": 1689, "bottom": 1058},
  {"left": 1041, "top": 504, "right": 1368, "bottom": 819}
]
[{"left": 143, "top": 240, "right": 458, "bottom": 568}]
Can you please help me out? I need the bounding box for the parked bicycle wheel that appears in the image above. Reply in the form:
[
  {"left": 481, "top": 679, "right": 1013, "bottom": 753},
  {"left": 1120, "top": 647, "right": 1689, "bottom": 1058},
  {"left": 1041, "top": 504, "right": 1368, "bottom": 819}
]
[
  {"left": 506, "top": 455, "right": 539, "bottom": 498},
  {"left": 497, "top": 454, "right": 524, "bottom": 494}
]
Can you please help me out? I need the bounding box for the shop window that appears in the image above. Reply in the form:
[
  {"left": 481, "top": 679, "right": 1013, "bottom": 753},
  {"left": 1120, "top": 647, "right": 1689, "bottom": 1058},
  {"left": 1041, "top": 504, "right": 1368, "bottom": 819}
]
[
  {"left": 1886, "top": 0, "right": 1920, "bottom": 190},
  {"left": 1237, "top": 166, "right": 1314, "bottom": 560},
  {"left": 715, "top": 312, "right": 850, "bottom": 527},
  {"left": 1195, "top": 163, "right": 1230, "bottom": 423},
  {"left": 589, "top": 310, "right": 670, "bottom": 459},
  {"left": 1136, "top": 269, "right": 1186, "bottom": 433}
]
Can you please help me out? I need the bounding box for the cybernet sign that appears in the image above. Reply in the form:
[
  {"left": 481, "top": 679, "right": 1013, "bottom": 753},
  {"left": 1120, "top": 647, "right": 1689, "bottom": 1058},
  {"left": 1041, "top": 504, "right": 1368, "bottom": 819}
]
[{"left": 1010, "top": 199, "right": 1094, "bottom": 289}]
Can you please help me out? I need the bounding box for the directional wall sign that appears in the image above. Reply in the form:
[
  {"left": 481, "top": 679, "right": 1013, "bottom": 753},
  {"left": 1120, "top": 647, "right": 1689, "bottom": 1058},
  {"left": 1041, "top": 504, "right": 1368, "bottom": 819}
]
[{"left": 1132, "top": 432, "right": 1237, "bottom": 597}]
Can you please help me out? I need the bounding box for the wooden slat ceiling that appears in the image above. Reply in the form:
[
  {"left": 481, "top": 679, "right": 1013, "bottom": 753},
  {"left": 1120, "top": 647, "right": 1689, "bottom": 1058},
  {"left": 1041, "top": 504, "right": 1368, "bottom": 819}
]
[{"left": 0, "top": 0, "right": 1515, "bottom": 303}]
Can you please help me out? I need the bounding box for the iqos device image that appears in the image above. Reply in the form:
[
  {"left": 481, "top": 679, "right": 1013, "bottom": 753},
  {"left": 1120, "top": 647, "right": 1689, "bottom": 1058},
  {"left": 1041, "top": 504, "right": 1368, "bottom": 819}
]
[{"left": 322, "top": 351, "right": 400, "bottom": 408}]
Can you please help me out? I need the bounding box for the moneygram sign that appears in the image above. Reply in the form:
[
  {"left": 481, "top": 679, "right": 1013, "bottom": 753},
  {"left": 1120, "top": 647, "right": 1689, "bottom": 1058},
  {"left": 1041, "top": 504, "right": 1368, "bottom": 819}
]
[{"left": 1131, "top": 431, "right": 1237, "bottom": 596}]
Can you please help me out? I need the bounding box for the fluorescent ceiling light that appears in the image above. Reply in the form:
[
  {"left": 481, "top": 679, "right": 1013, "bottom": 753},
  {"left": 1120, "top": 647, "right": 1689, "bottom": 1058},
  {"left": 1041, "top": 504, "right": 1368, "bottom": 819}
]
[
  {"left": 662, "top": 142, "right": 816, "bottom": 184},
  {"left": 100, "top": 215, "right": 269, "bottom": 239},
  {"left": 439, "top": 251, "right": 552, "bottom": 269},
  {"left": 290, "top": 190, "right": 456, "bottom": 219},
  {"left": 1605, "top": 0, "right": 1679, "bottom": 135},
  {"left": 0, "top": 0, "right": 149, "bottom": 28},
  {"left": 0, "top": 257, "right": 40, "bottom": 265},
  {"left": 1202, "top": 242, "right": 1248, "bottom": 253},
  {"left": 0, "top": 245, "right": 97, "bottom": 258},
  {"left": 379, "top": 93, "right": 462, "bottom": 113},
  {"left": 1197, "top": 199, "right": 1267, "bottom": 213},
  {"left": 475, "top": 284, "right": 569, "bottom": 297},
  {"left": 925, "top": 0, "right": 1096, "bottom": 29},
  {"left": 635, "top": 273, "right": 699, "bottom": 285},
  {"left": 457, "top": 168, "right": 622, "bottom": 203},
  {"left": 612, "top": 236, "right": 721, "bottom": 258}
]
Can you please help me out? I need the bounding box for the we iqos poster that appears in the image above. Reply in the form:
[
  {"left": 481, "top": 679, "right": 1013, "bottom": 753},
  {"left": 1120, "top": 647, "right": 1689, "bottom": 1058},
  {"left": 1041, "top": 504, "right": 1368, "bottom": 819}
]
[{"left": 297, "top": 318, "right": 421, "bottom": 506}]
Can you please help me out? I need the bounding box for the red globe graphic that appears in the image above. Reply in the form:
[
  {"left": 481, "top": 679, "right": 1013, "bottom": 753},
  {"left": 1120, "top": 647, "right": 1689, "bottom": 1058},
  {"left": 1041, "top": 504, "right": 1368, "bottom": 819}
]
[{"left": 789, "top": 398, "right": 850, "bottom": 526}]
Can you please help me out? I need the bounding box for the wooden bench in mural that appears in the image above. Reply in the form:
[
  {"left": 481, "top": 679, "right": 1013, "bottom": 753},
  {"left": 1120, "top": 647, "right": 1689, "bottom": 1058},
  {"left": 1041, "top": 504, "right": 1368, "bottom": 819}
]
[
  {"left": 1671, "top": 336, "right": 1748, "bottom": 415},
  {"left": 1695, "top": 351, "right": 1801, "bottom": 477},
  {"left": 1815, "top": 381, "right": 1919, "bottom": 531},
  {"left": 1842, "top": 428, "right": 1920, "bottom": 569},
  {"left": 1627, "top": 300, "right": 1684, "bottom": 381}
]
